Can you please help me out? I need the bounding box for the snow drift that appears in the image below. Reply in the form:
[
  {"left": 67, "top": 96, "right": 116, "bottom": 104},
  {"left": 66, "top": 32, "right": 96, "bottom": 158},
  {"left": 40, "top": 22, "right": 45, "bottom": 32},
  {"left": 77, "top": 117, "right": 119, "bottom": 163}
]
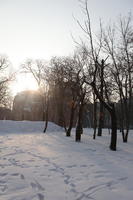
[{"left": 0, "top": 120, "right": 62, "bottom": 134}]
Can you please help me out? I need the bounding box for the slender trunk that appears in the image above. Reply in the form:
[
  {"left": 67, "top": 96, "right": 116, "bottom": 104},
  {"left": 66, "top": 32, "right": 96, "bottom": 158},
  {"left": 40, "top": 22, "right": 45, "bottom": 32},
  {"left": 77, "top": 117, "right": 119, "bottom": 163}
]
[
  {"left": 75, "top": 102, "right": 83, "bottom": 142},
  {"left": 123, "top": 130, "right": 129, "bottom": 143},
  {"left": 110, "top": 104, "right": 117, "bottom": 151},
  {"left": 43, "top": 119, "right": 48, "bottom": 133},
  {"left": 63, "top": 118, "right": 67, "bottom": 133},
  {"left": 41, "top": 96, "right": 45, "bottom": 121},
  {"left": 107, "top": 115, "right": 110, "bottom": 134},
  {"left": 124, "top": 107, "right": 129, "bottom": 142},
  {"left": 119, "top": 99, "right": 126, "bottom": 142},
  {"left": 57, "top": 86, "right": 65, "bottom": 127},
  {"left": 93, "top": 100, "right": 97, "bottom": 139},
  {"left": 58, "top": 106, "right": 64, "bottom": 127},
  {"left": 98, "top": 64, "right": 104, "bottom": 136},
  {"left": 43, "top": 101, "right": 49, "bottom": 133},
  {"left": 108, "top": 127, "right": 110, "bottom": 135},
  {"left": 97, "top": 102, "right": 104, "bottom": 136},
  {"left": 121, "top": 102, "right": 129, "bottom": 143},
  {"left": 66, "top": 105, "right": 75, "bottom": 137}
]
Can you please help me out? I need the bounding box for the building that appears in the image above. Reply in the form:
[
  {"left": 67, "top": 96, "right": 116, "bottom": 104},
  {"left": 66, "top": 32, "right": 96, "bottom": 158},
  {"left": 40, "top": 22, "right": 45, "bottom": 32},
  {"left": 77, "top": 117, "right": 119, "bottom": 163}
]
[
  {"left": 0, "top": 107, "right": 12, "bottom": 120},
  {"left": 12, "top": 90, "right": 43, "bottom": 121}
]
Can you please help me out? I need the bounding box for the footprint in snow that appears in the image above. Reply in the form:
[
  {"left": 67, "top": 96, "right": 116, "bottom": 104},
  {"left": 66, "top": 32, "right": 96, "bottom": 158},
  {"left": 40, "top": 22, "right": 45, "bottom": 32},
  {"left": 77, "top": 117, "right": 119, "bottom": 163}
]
[
  {"left": 31, "top": 180, "right": 45, "bottom": 191},
  {"left": 66, "top": 165, "right": 76, "bottom": 168},
  {"left": 118, "top": 177, "right": 128, "bottom": 181},
  {"left": 0, "top": 173, "right": 8, "bottom": 176},
  {"left": 20, "top": 174, "right": 25, "bottom": 179},
  {"left": 28, "top": 159, "right": 35, "bottom": 162},
  {"left": 11, "top": 173, "right": 19, "bottom": 176},
  {"left": 89, "top": 164, "right": 94, "bottom": 167},
  {"left": 80, "top": 164, "right": 87, "bottom": 167},
  {"left": 70, "top": 183, "right": 75, "bottom": 187},
  {"left": 49, "top": 168, "right": 56, "bottom": 172},
  {"left": 37, "top": 193, "right": 45, "bottom": 200},
  {"left": 0, "top": 185, "right": 8, "bottom": 192},
  {"left": 95, "top": 170, "right": 108, "bottom": 174},
  {"left": 0, "top": 180, "right": 6, "bottom": 184},
  {"left": 64, "top": 175, "right": 70, "bottom": 184},
  {"left": 94, "top": 175, "right": 104, "bottom": 178}
]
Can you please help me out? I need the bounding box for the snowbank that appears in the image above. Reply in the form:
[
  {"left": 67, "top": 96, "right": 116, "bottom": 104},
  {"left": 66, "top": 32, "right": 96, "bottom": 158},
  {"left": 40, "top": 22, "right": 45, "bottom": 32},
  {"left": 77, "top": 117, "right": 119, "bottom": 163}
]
[{"left": 0, "top": 120, "right": 62, "bottom": 134}]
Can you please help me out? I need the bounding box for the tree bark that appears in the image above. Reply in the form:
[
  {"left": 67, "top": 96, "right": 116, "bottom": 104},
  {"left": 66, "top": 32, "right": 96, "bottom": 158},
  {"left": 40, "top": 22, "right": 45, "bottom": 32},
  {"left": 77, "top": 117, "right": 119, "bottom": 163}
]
[
  {"left": 93, "top": 99, "right": 97, "bottom": 139},
  {"left": 110, "top": 104, "right": 117, "bottom": 151},
  {"left": 91, "top": 82, "right": 117, "bottom": 150},
  {"left": 66, "top": 105, "right": 75, "bottom": 137},
  {"left": 75, "top": 102, "right": 83, "bottom": 142},
  {"left": 97, "top": 63, "right": 104, "bottom": 136},
  {"left": 43, "top": 100, "right": 49, "bottom": 133},
  {"left": 97, "top": 102, "right": 104, "bottom": 136}
]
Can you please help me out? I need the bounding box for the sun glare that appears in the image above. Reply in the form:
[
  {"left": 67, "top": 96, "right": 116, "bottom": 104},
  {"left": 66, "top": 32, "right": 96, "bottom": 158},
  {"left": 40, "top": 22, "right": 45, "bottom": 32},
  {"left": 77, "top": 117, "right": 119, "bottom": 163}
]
[{"left": 11, "top": 73, "right": 39, "bottom": 96}]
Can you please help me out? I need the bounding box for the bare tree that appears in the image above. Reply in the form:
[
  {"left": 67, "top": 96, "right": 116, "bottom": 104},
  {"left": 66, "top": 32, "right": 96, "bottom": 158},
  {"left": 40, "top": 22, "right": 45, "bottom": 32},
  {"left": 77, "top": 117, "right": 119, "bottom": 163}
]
[
  {"left": 102, "top": 13, "right": 133, "bottom": 142},
  {"left": 48, "top": 57, "right": 69, "bottom": 128},
  {"left": 47, "top": 54, "right": 90, "bottom": 140},
  {"left": 0, "top": 55, "right": 13, "bottom": 108},
  {"left": 60, "top": 57, "right": 79, "bottom": 137},
  {"left": 67, "top": 50, "right": 91, "bottom": 142},
  {"left": 22, "top": 59, "right": 50, "bottom": 132},
  {"left": 77, "top": 0, "right": 117, "bottom": 150}
]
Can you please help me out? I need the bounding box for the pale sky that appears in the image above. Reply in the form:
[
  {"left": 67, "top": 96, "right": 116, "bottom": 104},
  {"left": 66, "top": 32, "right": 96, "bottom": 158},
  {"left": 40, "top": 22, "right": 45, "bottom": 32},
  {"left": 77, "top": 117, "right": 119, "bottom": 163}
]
[{"left": 0, "top": 0, "right": 132, "bottom": 95}]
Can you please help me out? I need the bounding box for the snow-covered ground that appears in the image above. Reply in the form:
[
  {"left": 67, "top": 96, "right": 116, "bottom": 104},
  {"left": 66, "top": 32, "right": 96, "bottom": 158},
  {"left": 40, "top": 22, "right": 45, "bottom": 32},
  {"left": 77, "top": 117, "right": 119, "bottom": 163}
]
[{"left": 0, "top": 120, "right": 133, "bottom": 200}]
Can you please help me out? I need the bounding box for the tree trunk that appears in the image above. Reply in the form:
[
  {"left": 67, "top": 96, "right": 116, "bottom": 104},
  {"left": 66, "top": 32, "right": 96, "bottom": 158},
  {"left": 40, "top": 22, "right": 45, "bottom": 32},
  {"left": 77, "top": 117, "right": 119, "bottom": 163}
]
[
  {"left": 123, "top": 130, "right": 129, "bottom": 143},
  {"left": 97, "top": 102, "right": 104, "bottom": 136},
  {"left": 93, "top": 100, "right": 97, "bottom": 139},
  {"left": 41, "top": 96, "right": 45, "bottom": 121},
  {"left": 120, "top": 100, "right": 129, "bottom": 143},
  {"left": 97, "top": 63, "right": 104, "bottom": 136},
  {"left": 75, "top": 103, "right": 83, "bottom": 142},
  {"left": 90, "top": 82, "right": 117, "bottom": 151},
  {"left": 43, "top": 101, "right": 49, "bottom": 133},
  {"left": 110, "top": 104, "right": 117, "bottom": 151},
  {"left": 66, "top": 105, "right": 75, "bottom": 137}
]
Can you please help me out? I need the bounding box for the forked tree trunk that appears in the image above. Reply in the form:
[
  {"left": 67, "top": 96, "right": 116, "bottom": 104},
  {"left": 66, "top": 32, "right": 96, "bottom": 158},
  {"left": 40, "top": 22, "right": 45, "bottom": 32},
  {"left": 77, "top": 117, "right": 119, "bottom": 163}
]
[{"left": 91, "top": 82, "right": 117, "bottom": 151}]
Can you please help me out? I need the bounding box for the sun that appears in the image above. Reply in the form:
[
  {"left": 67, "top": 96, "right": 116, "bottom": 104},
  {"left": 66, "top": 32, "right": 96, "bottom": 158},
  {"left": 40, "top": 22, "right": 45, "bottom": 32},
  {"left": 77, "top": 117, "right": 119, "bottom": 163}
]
[{"left": 11, "top": 73, "right": 39, "bottom": 96}]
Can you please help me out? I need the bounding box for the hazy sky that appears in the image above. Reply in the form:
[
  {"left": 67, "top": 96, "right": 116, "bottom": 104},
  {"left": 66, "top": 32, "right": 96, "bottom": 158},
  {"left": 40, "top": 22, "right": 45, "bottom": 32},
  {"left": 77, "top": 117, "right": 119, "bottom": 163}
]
[{"left": 0, "top": 0, "right": 132, "bottom": 68}]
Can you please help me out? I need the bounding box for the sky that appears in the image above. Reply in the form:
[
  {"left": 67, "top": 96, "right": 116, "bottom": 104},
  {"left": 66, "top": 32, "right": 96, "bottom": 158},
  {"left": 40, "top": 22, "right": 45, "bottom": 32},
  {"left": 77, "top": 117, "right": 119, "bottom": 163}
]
[{"left": 0, "top": 0, "right": 132, "bottom": 94}]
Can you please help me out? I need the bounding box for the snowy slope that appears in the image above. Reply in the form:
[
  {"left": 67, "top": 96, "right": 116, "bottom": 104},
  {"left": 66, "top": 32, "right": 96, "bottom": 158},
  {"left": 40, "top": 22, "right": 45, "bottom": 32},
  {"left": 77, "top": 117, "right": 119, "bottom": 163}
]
[
  {"left": 0, "top": 120, "right": 63, "bottom": 134},
  {"left": 0, "top": 120, "right": 133, "bottom": 200}
]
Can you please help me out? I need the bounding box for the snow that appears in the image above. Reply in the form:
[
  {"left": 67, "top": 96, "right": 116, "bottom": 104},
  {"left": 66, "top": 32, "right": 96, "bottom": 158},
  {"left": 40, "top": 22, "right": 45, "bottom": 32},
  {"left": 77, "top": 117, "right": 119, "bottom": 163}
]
[
  {"left": 0, "top": 121, "right": 133, "bottom": 200},
  {"left": 0, "top": 120, "right": 62, "bottom": 134}
]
